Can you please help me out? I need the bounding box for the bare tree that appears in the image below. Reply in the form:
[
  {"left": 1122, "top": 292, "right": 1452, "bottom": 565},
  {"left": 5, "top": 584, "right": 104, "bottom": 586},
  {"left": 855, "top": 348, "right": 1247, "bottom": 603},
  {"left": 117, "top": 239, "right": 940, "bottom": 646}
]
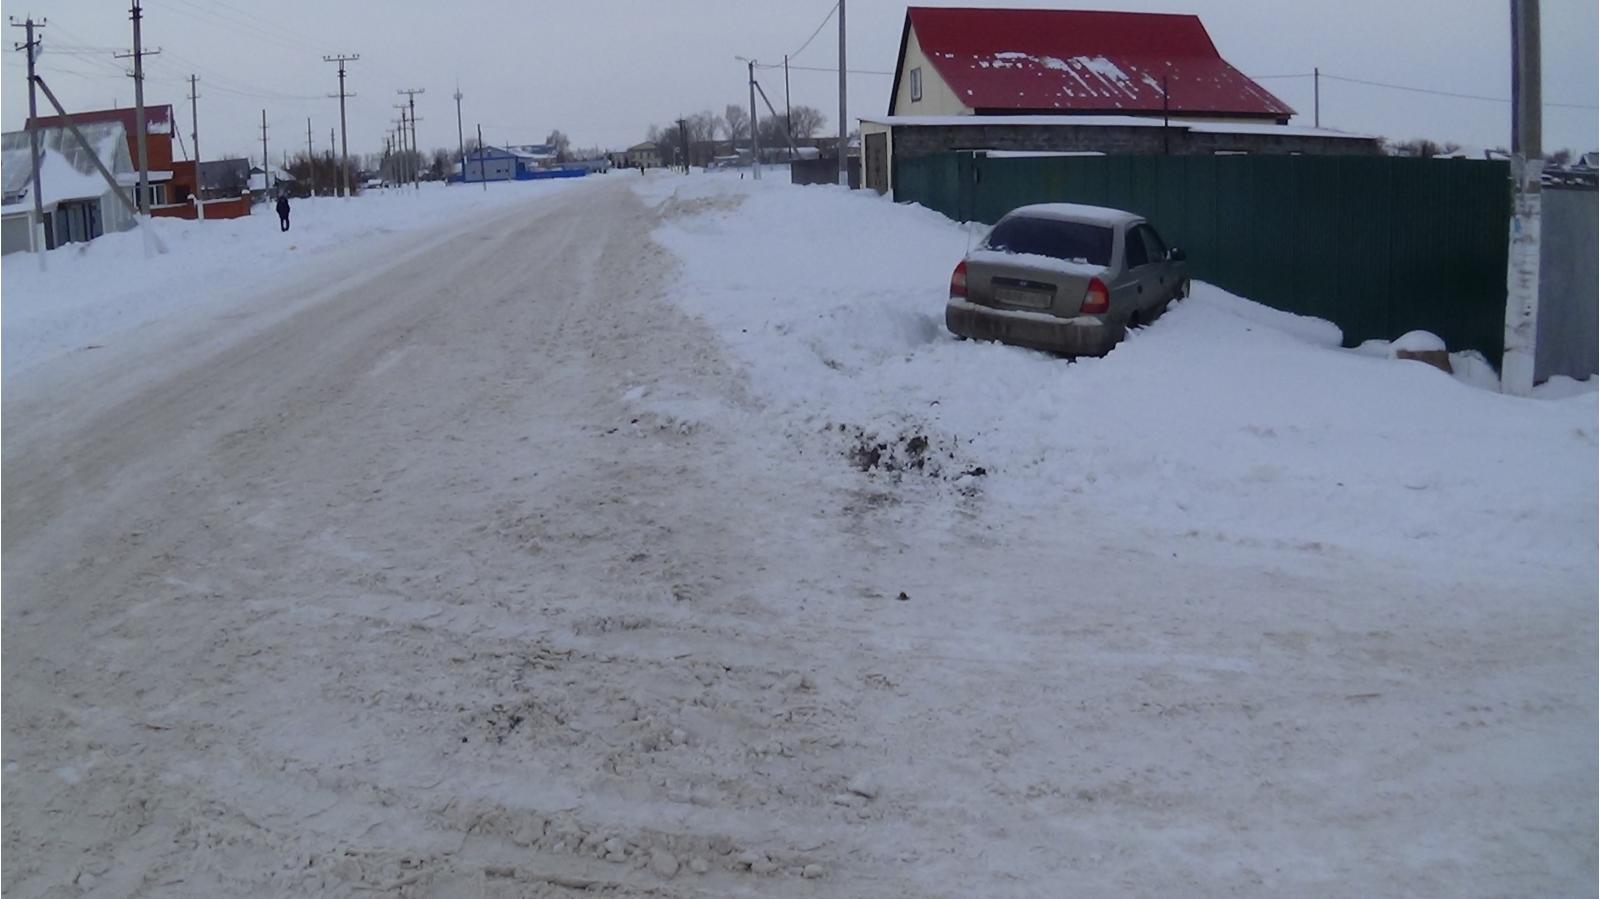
[
  {"left": 545, "top": 129, "right": 571, "bottom": 161},
  {"left": 787, "top": 105, "right": 826, "bottom": 138},
  {"left": 724, "top": 103, "right": 750, "bottom": 142}
]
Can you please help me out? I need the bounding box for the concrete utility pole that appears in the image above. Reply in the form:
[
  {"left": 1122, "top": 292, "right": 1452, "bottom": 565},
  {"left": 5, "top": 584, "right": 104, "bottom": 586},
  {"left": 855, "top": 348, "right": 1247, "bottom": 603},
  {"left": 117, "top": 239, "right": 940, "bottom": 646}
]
[
  {"left": 398, "top": 88, "right": 424, "bottom": 190},
  {"left": 453, "top": 84, "right": 465, "bottom": 185},
  {"left": 837, "top": 0, "right": 848, "bottom": 187},
  {"left": 1313, "top": 67, "right": 1321, "bottom": 128},
  {"left": 116, "top": 1, "right": 159, "bottom": 212},
  {"left": 188, "top": 74, "right": 204, "bottom": 220},
  {"left": 324, "top": 53, "right": 358, "bottom": 197},
  {"left": 304, "top": 117, "right": 314, "bottom": 193},
  {"left": 395, "top": 105, "right": 411, "bottom": 187},
  {"left": 259, "top": 109, "right": 270, "bottom": 193},
  {"left": 11, "top": 16, "right": 47, "bottom": 258},
  {"left": 1502, "top": 0, "right": 1543, "bottom": 396},
  {"left": 748, "top": 58, "right": 760, "bottom": 179}
]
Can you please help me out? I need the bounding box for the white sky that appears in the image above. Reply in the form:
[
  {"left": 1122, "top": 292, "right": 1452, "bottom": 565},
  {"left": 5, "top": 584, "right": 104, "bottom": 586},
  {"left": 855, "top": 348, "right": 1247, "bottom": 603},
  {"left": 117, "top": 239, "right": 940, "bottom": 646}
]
[{"left": 2, "top": 0, "right": 1595, "bottom": 163}]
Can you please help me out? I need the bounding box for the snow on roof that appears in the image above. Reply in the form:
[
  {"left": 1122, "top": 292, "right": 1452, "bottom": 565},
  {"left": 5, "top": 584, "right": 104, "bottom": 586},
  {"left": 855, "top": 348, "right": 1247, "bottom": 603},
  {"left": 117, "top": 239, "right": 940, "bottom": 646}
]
[
  {"left": 26, "top": 104, "right": 175, "bottom": 138},
  {"left": 861, "top": 113, "right": 1374, "bottom": 141},
  {"left": 897, "top": 7, "right": 1293, "bottom": 119},
  {"left": 1, "top": 121, "right": 133, "bottom": 206}
]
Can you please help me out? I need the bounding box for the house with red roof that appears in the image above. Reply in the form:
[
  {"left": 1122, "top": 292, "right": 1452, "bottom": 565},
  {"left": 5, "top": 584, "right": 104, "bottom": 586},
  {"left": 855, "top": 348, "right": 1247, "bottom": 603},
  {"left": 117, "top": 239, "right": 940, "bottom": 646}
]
[{"left": 859, "top": 7, "right": 1378, "bottom": 193}]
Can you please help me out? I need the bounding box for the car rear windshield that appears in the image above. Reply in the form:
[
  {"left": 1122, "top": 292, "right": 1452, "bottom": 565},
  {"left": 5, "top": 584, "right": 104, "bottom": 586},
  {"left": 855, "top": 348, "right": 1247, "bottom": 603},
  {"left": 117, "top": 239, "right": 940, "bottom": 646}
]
[{"left": 984, "top": 216, "right": 1114, "bottom": 266}]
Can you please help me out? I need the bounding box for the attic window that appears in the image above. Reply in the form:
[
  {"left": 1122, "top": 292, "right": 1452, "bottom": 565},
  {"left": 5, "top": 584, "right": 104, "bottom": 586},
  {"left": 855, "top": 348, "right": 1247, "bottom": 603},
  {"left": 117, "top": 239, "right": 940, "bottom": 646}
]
[{"left": 910, "top": 67, "right": 923, "bottom": 102}]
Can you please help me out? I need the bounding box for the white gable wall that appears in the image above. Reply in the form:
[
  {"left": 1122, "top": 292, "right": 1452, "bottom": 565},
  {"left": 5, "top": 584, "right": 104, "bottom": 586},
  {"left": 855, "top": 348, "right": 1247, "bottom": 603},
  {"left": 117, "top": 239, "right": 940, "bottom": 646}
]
[{"left": 892, "top": 27, "right": 971, "bottom": 117}]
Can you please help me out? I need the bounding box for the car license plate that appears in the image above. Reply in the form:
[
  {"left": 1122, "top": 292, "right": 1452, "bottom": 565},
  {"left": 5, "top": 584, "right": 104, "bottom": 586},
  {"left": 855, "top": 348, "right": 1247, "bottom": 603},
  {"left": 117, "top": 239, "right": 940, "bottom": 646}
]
[{"left": 995, "top": 287, "right": 1051, "bottom": 309}]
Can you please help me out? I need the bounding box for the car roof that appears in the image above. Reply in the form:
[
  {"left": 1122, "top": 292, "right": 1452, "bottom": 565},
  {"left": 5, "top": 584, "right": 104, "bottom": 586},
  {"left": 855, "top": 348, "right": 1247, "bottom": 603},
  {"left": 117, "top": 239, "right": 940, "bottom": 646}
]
[{"left": 1002, "top": 203, "right": 1143, "bottom": 228}]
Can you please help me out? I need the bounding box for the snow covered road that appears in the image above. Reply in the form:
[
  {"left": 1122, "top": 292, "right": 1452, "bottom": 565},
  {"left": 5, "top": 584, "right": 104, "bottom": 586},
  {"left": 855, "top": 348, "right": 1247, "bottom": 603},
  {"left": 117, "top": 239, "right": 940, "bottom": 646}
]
[{"left": 4, "top": 175, "right": 1594, "bottom": 898}]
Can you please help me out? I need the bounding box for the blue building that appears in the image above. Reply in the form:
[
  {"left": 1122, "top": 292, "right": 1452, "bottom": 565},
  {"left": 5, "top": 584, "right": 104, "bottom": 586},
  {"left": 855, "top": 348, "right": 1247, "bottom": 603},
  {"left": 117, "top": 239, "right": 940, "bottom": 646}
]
[{"left": 456, "top": 144, "right": 586, "bottom": 183}]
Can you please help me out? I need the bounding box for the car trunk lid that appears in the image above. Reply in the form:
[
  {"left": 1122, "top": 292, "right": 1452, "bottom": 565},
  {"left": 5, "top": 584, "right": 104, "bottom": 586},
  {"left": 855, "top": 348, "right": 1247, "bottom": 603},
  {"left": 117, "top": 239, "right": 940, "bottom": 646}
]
[{"left": 964, "top": 250, "right": 1107, "bottom": 316}]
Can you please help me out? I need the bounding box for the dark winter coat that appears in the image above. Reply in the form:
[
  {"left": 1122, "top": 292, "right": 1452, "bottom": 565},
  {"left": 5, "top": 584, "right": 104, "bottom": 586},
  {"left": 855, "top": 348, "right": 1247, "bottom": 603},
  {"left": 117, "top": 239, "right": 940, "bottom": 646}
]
[{"left": 275, "top": 197, "right": 291, "bottom": 218}]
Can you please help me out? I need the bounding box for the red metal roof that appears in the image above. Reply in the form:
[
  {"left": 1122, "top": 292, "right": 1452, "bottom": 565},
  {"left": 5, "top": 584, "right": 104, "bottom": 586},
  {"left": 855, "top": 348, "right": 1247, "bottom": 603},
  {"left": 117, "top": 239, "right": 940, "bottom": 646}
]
[{"left": 896, "top": 7, "right": 1293, "bottom": 120}]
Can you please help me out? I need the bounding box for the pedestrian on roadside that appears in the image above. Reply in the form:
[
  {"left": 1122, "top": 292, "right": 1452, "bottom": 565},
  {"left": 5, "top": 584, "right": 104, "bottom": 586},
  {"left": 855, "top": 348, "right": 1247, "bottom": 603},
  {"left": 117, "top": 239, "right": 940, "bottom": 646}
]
[{"left": 275, "top": 194, "right": 292, "bottom": 232}]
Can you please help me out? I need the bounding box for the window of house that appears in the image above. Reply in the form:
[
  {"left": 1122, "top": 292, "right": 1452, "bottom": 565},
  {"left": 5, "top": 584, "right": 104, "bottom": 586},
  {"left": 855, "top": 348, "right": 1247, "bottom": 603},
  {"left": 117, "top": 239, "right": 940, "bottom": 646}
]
[{"left": 910, "top": 67, "right": 923, "bottom": 103}]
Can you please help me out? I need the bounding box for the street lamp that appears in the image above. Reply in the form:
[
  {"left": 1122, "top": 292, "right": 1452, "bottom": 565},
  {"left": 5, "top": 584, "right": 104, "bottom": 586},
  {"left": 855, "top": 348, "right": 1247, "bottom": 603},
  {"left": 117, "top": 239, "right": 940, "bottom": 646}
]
[{"left": 735, "top": 55, "right": 760, "bottom": 179}]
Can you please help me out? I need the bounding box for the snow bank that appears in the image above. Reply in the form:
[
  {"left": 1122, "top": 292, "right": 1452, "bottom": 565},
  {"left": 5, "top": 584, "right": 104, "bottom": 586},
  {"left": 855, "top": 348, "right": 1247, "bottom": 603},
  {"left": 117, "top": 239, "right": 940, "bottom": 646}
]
[
  {"left": 640, "top": 173, "right": 1597, "bottom": 572},
  {"left": 2, "top": 177, "right": 595, "bottom": 377}
]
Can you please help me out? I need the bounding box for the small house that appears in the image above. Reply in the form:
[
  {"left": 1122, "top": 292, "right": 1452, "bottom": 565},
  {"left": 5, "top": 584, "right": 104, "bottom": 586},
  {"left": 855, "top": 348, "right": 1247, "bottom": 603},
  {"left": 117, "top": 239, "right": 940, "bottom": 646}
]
[
  {"left": 861, "top": 7, "right": 1379, "bottom": 193},
  {"left": 1, "top": 121, "right": 138, "bottom": 254}
]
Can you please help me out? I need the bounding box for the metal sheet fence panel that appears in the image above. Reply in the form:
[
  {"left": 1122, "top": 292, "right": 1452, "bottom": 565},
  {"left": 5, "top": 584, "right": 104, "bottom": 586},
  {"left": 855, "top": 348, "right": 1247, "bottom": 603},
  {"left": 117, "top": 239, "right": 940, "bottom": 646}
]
[{"left": 895, "top": 151, "right": 1511, "bottom": 360}]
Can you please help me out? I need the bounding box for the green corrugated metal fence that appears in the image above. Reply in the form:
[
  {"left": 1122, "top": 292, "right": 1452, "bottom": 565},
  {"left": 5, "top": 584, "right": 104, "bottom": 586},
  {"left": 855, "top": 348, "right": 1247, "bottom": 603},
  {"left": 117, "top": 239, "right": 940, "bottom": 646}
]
[{"left": 894, "top": 152, "right": 1511, "bottom": 361}]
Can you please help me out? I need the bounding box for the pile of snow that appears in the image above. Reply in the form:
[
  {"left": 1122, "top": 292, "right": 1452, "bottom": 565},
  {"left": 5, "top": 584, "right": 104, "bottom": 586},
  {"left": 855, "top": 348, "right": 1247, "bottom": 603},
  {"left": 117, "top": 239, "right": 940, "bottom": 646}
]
[
  {"left": 1354, "top": 331, "right": 1597, "bottom": 397},
  {"left": 638, "top": 173, "right": 1596, "bottom": 572},
  {"left": 2, "top": 177, "right": 597, "bottom": 377}
]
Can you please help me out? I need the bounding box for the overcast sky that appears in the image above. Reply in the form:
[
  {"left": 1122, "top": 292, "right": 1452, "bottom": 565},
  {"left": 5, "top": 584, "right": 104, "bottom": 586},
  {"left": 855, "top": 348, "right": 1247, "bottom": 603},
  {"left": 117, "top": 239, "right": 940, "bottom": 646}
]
[{"left": 3, "top": 0, "right": 1595, "bottom": 163}]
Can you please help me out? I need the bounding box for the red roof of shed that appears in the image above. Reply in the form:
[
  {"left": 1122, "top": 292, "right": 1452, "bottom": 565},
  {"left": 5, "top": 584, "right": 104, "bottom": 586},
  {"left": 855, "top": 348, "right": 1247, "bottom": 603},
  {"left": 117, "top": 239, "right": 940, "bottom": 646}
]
[{"left": 896, "top": 7, "right": 1293, "bottom": 120}]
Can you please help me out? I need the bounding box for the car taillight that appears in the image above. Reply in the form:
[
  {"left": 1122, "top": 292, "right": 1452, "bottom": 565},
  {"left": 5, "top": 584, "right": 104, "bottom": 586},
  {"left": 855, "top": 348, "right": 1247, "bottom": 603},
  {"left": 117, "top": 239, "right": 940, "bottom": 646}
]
[
  {"left": 1080, "top": 277, "right": 1110, "bottom": 314},
  {"left": 949, "top": 261, "right": 968, "bottom": 299}
]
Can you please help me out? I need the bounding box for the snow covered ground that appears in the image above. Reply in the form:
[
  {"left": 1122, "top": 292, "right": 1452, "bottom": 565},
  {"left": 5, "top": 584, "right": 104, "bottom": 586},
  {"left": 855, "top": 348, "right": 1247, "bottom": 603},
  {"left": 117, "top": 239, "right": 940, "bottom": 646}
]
[
  {"left": 640, "top": 173, "right": 1597, "bottom": 574},
  {"left": 3, "top": 170, "right": 1595, "bottom": 898},
  {"left": 1, "top": 177, "right": 592, "bottom": 377}
]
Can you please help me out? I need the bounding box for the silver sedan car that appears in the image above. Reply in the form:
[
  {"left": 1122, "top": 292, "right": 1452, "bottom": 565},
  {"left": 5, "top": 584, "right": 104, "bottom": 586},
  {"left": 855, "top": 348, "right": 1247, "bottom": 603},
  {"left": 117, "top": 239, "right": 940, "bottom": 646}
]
[{"left": 946, "top": 203, "right": 1190, "bottom": 356}]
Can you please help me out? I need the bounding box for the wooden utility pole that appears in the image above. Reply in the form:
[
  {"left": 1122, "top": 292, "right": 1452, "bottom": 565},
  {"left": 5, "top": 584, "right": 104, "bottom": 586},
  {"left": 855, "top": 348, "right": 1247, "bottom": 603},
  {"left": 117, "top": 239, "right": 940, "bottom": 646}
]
[
  {"left": 115, "top": 1, "right": 158, "bottom": 211},
  {"left": 10, "top": 16, "right": 47, "bottom": 257},
  {"left": 1502, "top": 0, "right": 1543, "bottom": 395},
  {"left": 398, "top": 88, "right": 424, "bottom": 190},
  {"left": 324, "top": 53, "right": 358, "bottom": 197},
  {"left": 394, "top": 105, "right": 410, "bottom": 187},
  {"left": 188, "top": 74, "right": 204, "bottom": 220},
  {"left": 477, "top": 123, "right": 486, "bottom": 191}
]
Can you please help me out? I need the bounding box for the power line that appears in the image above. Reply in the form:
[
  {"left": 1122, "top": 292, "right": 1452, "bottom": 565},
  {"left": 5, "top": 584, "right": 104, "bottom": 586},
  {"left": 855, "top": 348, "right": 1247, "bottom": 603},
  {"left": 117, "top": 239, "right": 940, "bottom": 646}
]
[
  {"left": 760, "top": 62, "right": 892, "bottom": 76},
  {"left": 788, "top": 2, "right": 838, "bottom": 60},
  {"left": 1321, "top": 72, "right": 1595, "bottom": 110},
  {"left": 1248, "top": 70, "right": 1595, "bottom": 110}
]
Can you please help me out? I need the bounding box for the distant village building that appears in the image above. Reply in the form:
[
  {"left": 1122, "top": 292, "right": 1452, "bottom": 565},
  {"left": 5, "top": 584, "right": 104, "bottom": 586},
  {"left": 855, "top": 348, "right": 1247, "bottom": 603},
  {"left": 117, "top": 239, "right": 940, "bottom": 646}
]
[
  {"left": 860, "top": 7, "right": 1380, "bottom": 193},
  {"left": 622, "top": 141, "right": 661, "bottom": 169},
  {"left": 456, "top": 145, "right": 589, "bottom": 182}
]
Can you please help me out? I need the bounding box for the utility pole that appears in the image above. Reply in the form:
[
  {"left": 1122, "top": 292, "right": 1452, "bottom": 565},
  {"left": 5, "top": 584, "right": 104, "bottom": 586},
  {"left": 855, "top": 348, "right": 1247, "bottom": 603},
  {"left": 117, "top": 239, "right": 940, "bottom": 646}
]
[
  {"left": 116, "top": 1, "right": 159, "bottom": 212},
  {"left": 259, "top": 109, "right": 270, "bottom": 193},
  {"left": 324, "top": 53, "right": 358, "bottom": 198},
  {"left": 11, "top": 16, "right": 47, "bottom": 258},
  {"left": 784, "top": 54, "right": 792, "bottom": 140},
  {"left": 395, "top": 105, "right": 411, "bottom": 187},
  {"left": 1503, "top": 0, "right": 1543, "bottom": 395},
  {"left": 188, "top": 74, "right": 204, "bottom": 220},
  {"left": 477, "top": 123, "right": 486, "bottom": 191},
  {"left": 1313, "top": 67, "right": 1321, "bottom": 129},
  {"left": 453, "top": 84, "right": 465, "bottom": 185},
  {"left": 398, "top": 88, "right": 424, "bottom": 190},
  {"left": 1162, "top": 73, "right": 1171, "bottom": 155},
  {"left": 837, "top": 0, "right": 848, "bottom": 187},
  {"left": 676, "top": 116, "right": 689, "bottom": 172},
  {"left": 305, "top": 117, "right": 314, "bottom": 194},
  {"left": 748, "top": 58, "right": 760, "bottom": 179}
]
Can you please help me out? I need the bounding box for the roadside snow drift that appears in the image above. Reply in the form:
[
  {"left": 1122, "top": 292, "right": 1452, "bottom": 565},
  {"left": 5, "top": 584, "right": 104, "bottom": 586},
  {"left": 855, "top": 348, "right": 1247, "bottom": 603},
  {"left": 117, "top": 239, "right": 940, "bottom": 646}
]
[{"left": 639, "top": 174, "right": 1597, "bottom": 575}]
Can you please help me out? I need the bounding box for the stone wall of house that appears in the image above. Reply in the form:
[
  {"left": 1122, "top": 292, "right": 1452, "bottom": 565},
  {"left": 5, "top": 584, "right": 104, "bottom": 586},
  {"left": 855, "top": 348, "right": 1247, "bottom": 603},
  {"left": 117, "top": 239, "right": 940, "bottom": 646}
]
[{"left": 889, "top": 123, "right": 1380, "bottom": 159}]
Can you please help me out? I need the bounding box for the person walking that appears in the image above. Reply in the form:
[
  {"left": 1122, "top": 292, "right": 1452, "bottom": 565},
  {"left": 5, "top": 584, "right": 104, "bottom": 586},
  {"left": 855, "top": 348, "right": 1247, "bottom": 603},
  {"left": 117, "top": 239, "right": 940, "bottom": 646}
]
[{"left": 275, "top": 194, "right": 291, "bottom": 232}]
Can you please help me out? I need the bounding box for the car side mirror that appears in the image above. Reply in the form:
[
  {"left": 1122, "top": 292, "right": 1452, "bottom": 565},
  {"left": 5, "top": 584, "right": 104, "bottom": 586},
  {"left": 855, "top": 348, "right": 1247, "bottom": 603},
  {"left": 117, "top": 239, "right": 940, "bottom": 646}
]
[{"left": 1168, "top": 247, "right": 1186, "bottom": 261}]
